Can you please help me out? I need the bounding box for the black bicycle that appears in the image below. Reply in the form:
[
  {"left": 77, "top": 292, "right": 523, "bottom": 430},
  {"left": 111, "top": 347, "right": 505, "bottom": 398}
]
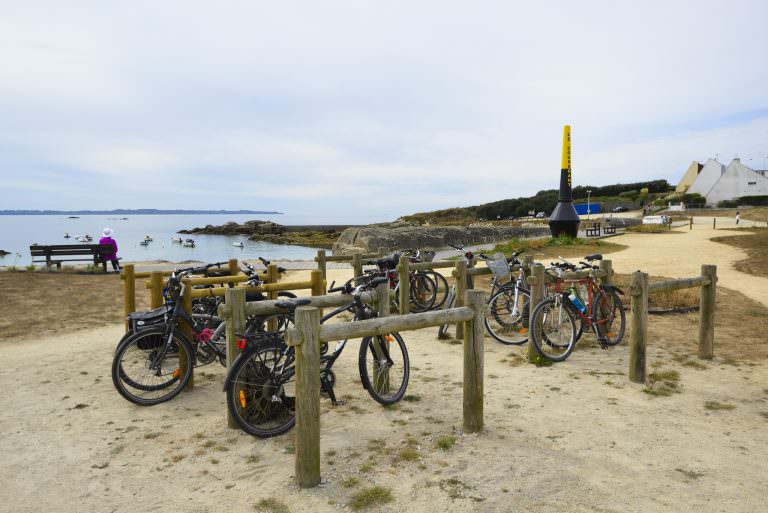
[
  {"left": 112, "top": 262, "right": 294, "bottom": 406},
  {"left": 224, "top": 275, "right": 410, "bottom": 437}
]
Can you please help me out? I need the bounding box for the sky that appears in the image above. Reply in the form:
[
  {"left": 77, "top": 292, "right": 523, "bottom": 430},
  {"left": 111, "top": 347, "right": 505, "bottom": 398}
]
[{"left": 1, "top": 1, "right": 767, "bottom": 220}]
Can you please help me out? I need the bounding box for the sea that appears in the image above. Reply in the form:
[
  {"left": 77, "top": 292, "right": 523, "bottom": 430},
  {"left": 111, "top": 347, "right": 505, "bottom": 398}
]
[{"left": 0, "top": 214, "right": 388, "bottom": 267}]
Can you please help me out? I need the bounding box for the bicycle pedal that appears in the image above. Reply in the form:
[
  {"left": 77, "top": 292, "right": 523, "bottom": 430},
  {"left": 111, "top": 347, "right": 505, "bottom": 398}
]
[{"left": 597, "top": 337, "right": 609, "bottom": 350}]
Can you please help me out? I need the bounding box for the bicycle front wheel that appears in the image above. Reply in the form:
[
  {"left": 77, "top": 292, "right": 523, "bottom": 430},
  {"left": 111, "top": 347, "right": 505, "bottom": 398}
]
[
  {"left": 530, "top": 296, "right": 577, "bottom": 362},
  {"left": 410, "top": 273, "right": 437, "bottom": 312},
  {"left": 358, "top": 333, "right": 410, "bottom": 405},
  {"left": 111, "top": 328, "right": 194, "bottom": 406},
  {"left": 592, "top": 289, "right": 626, "bottom": 346},
  {"left": 424, "top": 270, "right": 450, "bottom": 309},
  {"left": 484, "top": 286, "right": 531, "bottom": 345},
  {"left": 226, "top": 342, "right": 296, "bottom": 437}
]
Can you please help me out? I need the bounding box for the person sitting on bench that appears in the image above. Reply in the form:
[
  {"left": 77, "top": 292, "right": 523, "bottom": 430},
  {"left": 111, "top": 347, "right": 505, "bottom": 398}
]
[{"left": 99, "top": 228, "right": 121, "bottom": 272}]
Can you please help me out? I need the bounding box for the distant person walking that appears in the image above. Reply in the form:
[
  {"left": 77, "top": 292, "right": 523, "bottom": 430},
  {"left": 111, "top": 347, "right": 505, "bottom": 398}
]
[
  {"left": 99, "top": 228, "right": 121, "bottom": 272},
  {"left": 736, "top": 211, "right": 741, "bottom": 226}
]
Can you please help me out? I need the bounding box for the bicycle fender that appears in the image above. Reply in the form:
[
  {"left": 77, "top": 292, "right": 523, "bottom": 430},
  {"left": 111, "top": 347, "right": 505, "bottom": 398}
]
[{"left": 602, "top": 284, "right": 624, "bottom": 295}]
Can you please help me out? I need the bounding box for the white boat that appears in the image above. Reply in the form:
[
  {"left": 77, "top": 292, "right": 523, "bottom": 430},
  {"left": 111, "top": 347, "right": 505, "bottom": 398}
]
[
  {"left": 233, "top": 242, "right": 244, "bottom": 248},
  {"left": 76, "top": 235, "right": 92, "bottom": 243},
  {"left": 172, "top": 237, "right": 183, "bottom": 243},
  {"left": 182, "top": 239, "right": 195, "bottom": 248},
  {"left": 143, "top": 235, "right": 153, "bottom": 242}
]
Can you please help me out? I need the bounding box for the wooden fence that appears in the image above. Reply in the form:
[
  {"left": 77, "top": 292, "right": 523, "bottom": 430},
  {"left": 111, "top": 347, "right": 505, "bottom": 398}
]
[
  {"left": 627, "top": 265, "right": 717, "bottom": 383},
  {"left": 314, "top": 249, "right": 386, "bottom": 280}
]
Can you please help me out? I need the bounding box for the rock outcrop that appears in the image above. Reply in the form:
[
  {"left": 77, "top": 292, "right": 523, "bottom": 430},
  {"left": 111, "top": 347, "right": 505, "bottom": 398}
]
[{"left": 332, "top": 225, "right": 551, "bottom": 255}]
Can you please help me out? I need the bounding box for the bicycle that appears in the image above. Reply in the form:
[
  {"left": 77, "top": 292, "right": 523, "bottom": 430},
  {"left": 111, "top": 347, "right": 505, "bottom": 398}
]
[
  {"left": 112, "top": 262, "right": 295, "bottom": 406},
  {"left": 529, "top": 254, "right": 626, "bottom": 362},
  {"left": 401, "top": 249, "right": 450, "bottom": 310},
  {"left": 482, "top": 250, "right": 532, "bottom": 345},
  {"left": 224, "top": 275, "right": 410, "bottom": 437},
  {"left": 365, "top": 252, "right": 438, "bottom": 313}
]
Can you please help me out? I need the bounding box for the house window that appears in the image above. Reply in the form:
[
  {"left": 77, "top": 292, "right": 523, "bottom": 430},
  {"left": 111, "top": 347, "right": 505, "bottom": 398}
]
[{"left": 748, "top": 181, "right": 757, "bottom": 185}]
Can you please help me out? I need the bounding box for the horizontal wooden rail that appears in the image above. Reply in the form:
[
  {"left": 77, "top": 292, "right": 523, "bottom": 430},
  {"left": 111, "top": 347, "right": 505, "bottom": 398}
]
[
  {"left": 408, "top": 260, "right": 459, "bottom": 271},
  {"left": 647, "top": 276, "right": 710, "bottom": 294},
  {"left": 544, "top": 269, "right": 608, "bottom": 282},
  {"left": 236, "top": 291, "right": 378, "bottom": 317}
]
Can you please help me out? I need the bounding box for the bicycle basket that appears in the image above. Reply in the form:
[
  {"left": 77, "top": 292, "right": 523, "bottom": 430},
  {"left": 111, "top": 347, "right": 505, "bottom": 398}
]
[{"left": 486, "top": 253, "right": 510, "bottom": 279}]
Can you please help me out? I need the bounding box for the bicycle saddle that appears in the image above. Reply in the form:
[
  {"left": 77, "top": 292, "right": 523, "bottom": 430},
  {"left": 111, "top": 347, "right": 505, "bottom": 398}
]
[{"left": 584, "top": 253, "right": 603, "bottom": 262}]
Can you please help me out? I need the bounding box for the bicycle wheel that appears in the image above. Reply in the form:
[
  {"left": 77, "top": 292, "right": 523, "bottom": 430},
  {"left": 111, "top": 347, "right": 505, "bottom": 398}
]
[
  {"left": 592, "top": 289, "right": 626, "bottom": 346},
  {"left": 437, "top": 287, "right": 456, "bottom": 339},
  {"left": 409, "top": 273, "right": 437, "bottom": 312},
  {"left": 530, "top": 296, "right": 577, "bottom": 362},
  {"left": 226, "top": 342, "right": 296, "bottom": 437},
  {"left": 112, "top": 327, "right": 194, "bottom": 405},
  {"left": 484, "top": 286, "right": 531, "bottom": 345},
  {"left": 358, "top": 332, "right": 409, "bottom": 405},
  {"left": 424, "top": 270, "right": 450, "bottom": 309}
]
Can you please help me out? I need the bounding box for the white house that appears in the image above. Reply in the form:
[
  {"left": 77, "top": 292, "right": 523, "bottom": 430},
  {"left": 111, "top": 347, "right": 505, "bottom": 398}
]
[
  {"left": 685, "top": 158, "right": 725, "bottom": 197},
  {"left": 705, "top": 158, "right": 768, "bottom": 205}
]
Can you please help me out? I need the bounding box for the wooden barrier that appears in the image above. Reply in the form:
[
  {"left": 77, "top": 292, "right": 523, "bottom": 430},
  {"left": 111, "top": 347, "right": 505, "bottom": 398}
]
[
  {"left": 628, "top": 264, "right": 717, "bottom": 382},
  {"left": 314, "top": 249, "right": 385, "bottom": 280},
  {"left": 526, "top": 263, "right": 546, "bottom": 361},
  {"left": 278, "top": 289, "right": 485, "bottom": 487},
  {"left": 397, "top": 255, "right": 410, "bottom": 315},
  {"left": 223, "top": 287, "right": 246, "bottom": 428}
]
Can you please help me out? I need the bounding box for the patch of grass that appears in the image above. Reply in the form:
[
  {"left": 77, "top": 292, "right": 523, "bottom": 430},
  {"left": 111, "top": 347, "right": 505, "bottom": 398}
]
[
  {"left": 644, "top": 368, "right": 681, "bottom": 397},
  {"left": 348, "top": 486, "right": 394, "bottom": 511},
  {"left": 704, "top": 401, "right": 736, "bottom": 411},
  {"left": 210, "top": 458, "right": 220, "bottom": 465},
  {"left": 143, "top": 432, "right": 161, "bottom": 439},
  {"left": 675, "top": 468, "right": 705, "bottom": 480},
  {"left": 626, "top": 224, "right": 673, "bottom": 233},
  {"left": 527, "top": 349, "right": 553, "bottom": 367},
  {"left": 255, "top": 498, "right": 290, "bottom": 513},
  {"left": 358, "top": 463, "right": 373, "bottom": 473},
  {"left": 682, "top": 360, "right": 708, "bottom": 370},
  {"left": 435, "top": 436, "right": 456, "bottom": 451},
  {"left": 403, "top": 394, "right": 421, "bottom": 402},
  {"left": 325, "top": 449, "right": 337, "bottom": 457},
  {"left": 202, "top": 440, "right": 216, "bottom": 448},
  {"left": 171, "top": 454, "right": 186, "bottom": 463},
  {"left": 397, "top": 447, "right": 420, "bottom": 462},
  {"left": 245, "top": 455, "right": 259, "bottom": 464},
  {"left": 340, "top": 476, "right": 359, "bottom": 489}
]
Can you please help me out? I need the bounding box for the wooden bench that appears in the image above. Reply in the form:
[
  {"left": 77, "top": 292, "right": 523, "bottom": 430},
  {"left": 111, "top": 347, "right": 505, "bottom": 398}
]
[
  {"left": 603, "top": 223, "right": 616, "bottom": 235},
  {"left": 584, "top": 222, "right": 601, "bottom": 237},
  {"left": 30, "top": 244, "right": 115, "bottom": 269}
]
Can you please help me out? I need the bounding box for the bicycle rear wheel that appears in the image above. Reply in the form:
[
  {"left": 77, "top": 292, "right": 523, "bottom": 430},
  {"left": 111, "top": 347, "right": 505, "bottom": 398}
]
[
  {"left": 225, "top": 342, "right": 296, "bottom": 437},
  {"left": 424, "top": 270, "right": 450, "bottom": 309},
  {"left": 530, "top": 296, "right": 577, "bottom": 362},
  {"left": 484, "top": 286, "right": 530, "bottom": 345},
  {"left": 358, "top": 333, "right": 409, "bottom": 405},
  {"left": 112, "top": 327, "right": 194, "bottom": 405},
  {"left": 592, "top": 289, "right": 626, "bottom": 346},
  {"left": 409, "top": 273, "right": 437, "bottom": 312}
]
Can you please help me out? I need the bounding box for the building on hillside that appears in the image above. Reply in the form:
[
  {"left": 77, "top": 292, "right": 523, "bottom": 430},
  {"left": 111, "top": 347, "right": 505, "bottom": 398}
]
[
  {"left": 685, "top": 158, "right": 726, "bottom": 198},
  {"left": 675, "top": 161, "right": 703, "bottom": 193},
  {"left": 704, "top": 158, "right": 768, "bottom": 205}
]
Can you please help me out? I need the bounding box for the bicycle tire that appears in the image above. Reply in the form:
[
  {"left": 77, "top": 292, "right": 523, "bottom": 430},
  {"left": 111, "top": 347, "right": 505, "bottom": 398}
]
[
  {"left": 409, "top": 273, "right": 437, "bottom": 312},
  {"left": 484, "top": 286, "right": 531, "bottom": 345},
  {"left": 225, "top": 342, "right": 296, "bottom": 437},
  {"left": 358, "top": 332, "right": 409, "bottom": 405},
  {"left": 530, "top": 296, "right": 577, "bottom": 362},
  {"left": 424, "top": 270, "right": 450, "bottom": 310},
  {"left": 112, "top": 327, "right": 194, "bottom": 406},
  {"left": 592, "top": 289, "right": 626, "bottom": 346},
  {"left": 437, "top": 288, "right": 456, "bottom": 339}
]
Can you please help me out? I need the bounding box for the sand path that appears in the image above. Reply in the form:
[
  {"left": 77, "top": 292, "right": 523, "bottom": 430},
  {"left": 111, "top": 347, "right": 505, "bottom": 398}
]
[{"left": 595, "top": 216, "right": 768, "bottom": 308}]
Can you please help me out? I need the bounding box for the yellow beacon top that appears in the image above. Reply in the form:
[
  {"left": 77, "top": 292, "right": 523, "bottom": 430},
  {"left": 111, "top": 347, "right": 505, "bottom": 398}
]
[{"left": 561, "top": 125, "right": 571, "bottom": 171}]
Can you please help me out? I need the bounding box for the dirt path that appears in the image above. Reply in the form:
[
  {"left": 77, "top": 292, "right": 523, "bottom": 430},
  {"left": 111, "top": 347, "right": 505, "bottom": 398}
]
[{"left": 603, "top": 216, "right": 768, "bottom": 308}]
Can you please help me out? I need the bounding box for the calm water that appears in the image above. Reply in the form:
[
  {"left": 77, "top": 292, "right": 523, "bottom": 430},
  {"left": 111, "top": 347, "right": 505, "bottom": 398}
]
[{"left": 0, "top": 214, "right": 387, "bottom": 266}]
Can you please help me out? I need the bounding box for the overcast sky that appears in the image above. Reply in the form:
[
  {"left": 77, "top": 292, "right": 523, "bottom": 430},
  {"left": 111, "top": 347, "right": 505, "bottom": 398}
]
[{"left": 1, "top": 1, "right": 767, "bottom": 219}]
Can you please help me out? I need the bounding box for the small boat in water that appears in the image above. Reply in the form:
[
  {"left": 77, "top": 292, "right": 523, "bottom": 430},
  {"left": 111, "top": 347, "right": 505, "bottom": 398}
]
[
  {"left": 139, "top": 240, "right": 150, "bottom": 246},
  {"left": 64, "top": 233, "right": 71, "bottom": 239},
  {"left": 171, "top": 237, "right": 183, "bottom": 243},
  {"left": 233, "top": 242, "right": 244, "bottom": 248},
  {"left": 183, "top": 239, "right": 195, "bottom": 248},
  {"left": 76, "top": 235, "right": 92, "bottom": 243},
  {"left": 143, "top": 235, "right": 153, "bottom": 242}
]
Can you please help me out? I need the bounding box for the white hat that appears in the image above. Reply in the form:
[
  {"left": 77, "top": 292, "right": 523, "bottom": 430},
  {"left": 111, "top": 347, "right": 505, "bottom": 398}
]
[{"left": 102, "top": 228, "right": 113, "bottom": 237}]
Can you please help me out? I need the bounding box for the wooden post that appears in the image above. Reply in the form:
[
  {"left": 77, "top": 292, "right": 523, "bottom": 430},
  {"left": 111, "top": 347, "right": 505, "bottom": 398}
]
[
  {"left": 454, "top": 260, "right": 468, "bottom": 339},
  {"left": 698, "top": 265, "right": 716, "bottom": 360},
  {"left": 181, "top": 278, "right": 195, "bottom": 390},
  {"left": 123, "top": 264, "right": 136, "bottom": 331},
  {"left": 522, "top": 255, "right": 534, "bottom": 279},
  {"left": 398, "top": 255, "right": 410, "bottom": 315},
  {"left": 689, "top": 217, "right": 693, "bottom": 230},
  {"left": 463, "top": 290, "right": 485, "bottom": 433},
  {"left": 375, "top": 279, "right": 390, "bottom": 318},
  {"left": 526, "top": 264, "right": 546, "bottom": 361},
  {"left": 372, "top": 279, "right": 391, "bottom": 392},
  {"left": 293, "top": 306, "right": 321, "bottom": 488},
  {"left": 310, "top": 269, "right": 325, "bottom": 316},
  {"left": 150, "top": 271, "right": 164, "bottom": 309},
  {"left": 316, "top": 250, "right": 327, "bottom": 280},
  {"left": 266, "top": 264, "right": 280, "bottom": 331},
  {"left": 713, "top": 217, "right": 716, "bottom": 230},
  {"left": 225, "top": 288, "right": 246, "bottom": 428},
  {"left": 628, "top": 271, "right": 648, "bottom": 383},
  {"left": 228, "top": 258, "right": 239, "bottom": 277},
  {"left": 599, "top": 259, "right": 613, "bottom": 287},
  {"left": 352, "top": 253, "right": 363, "bottom": 278}
]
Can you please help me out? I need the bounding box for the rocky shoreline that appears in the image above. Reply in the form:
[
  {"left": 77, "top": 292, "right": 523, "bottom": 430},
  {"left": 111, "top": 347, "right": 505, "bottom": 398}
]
[{"left": 178, "top": 220, "right": 348, "bottom": 248}]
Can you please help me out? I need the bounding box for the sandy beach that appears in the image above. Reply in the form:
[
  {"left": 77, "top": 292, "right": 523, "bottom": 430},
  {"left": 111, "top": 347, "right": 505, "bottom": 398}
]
[{"left": 1, "top": 218, "right": 767, "bottom": 513}]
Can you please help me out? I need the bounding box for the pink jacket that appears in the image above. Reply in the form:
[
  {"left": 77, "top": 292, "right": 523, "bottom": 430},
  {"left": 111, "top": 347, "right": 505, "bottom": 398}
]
[{"left": 99, "top": 236, "right": 118, "bottom": 260}]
